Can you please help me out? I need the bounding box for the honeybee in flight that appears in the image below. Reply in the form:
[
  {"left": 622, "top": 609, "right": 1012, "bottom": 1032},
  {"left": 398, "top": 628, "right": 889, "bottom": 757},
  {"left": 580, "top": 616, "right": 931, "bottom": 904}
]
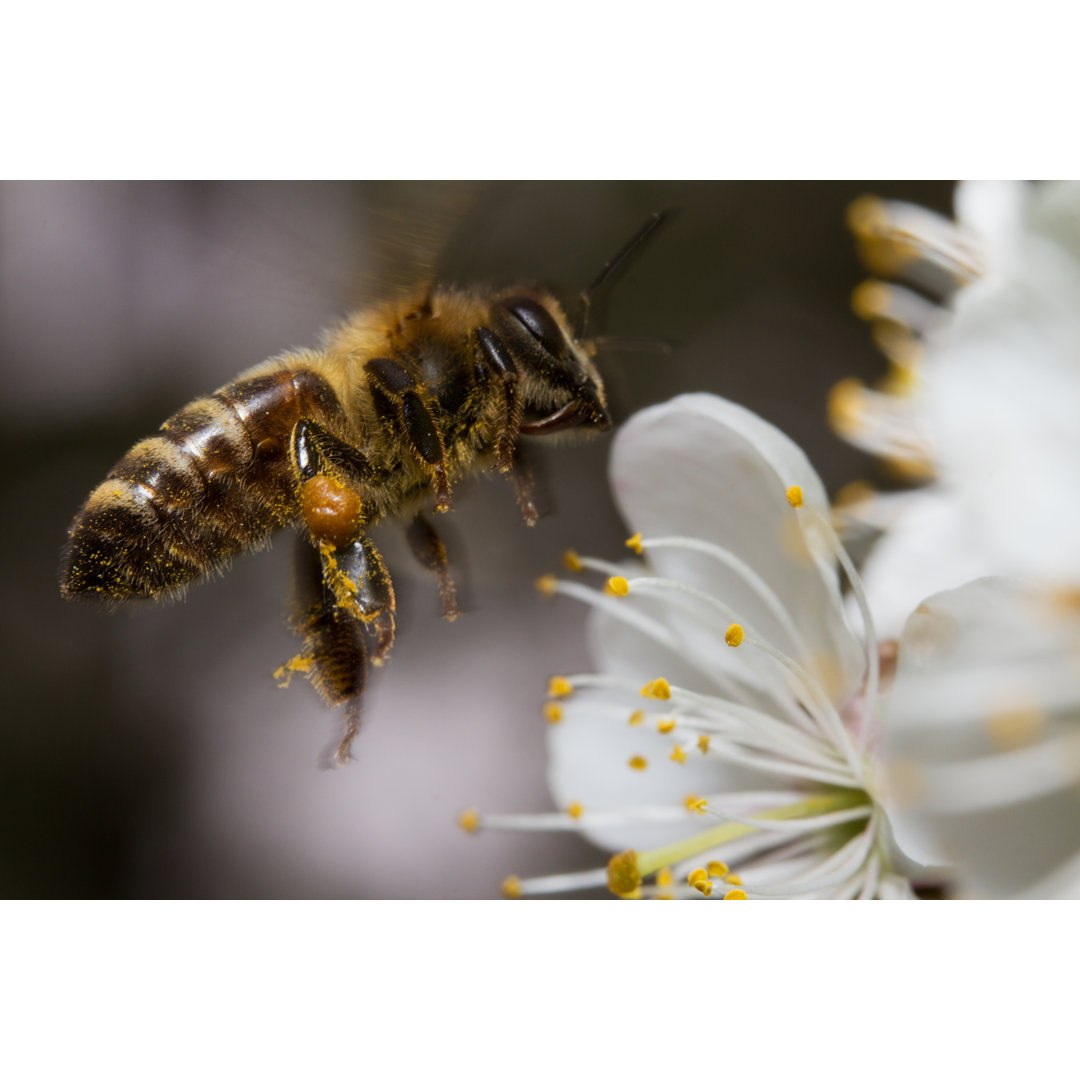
[{"left": 60, "top": 209, "right": 668, "bottom": 765}]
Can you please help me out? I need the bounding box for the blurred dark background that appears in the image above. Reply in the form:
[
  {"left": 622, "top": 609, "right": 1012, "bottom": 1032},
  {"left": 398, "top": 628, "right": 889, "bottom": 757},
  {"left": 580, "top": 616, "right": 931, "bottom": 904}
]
[{"left": 0, "top": 181, "right": 952, "bottom": 897}]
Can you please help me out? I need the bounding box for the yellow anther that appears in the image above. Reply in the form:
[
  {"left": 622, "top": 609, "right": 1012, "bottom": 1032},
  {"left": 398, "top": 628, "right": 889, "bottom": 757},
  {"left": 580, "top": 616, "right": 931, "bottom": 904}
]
[
  {"left": 846, "top": 194, "right": 887, "bottom": 236},
  {"left": 697, "top": 734, "right": 711, "bottom": 754},
  {"left": 566, "top": 801, "right": 583, "bottom": 819},
  {"left": 548, "top": 676, "right": 573, "bottom": 699},
  {"left": 684, "top": 795, "right": 708, "bottom": 815},
  {"left": 605, "top": 575, "right": 630, "bottom": 597},
  {"left": 501, "top": 875, "right": 523, "bottom": 899},
  {"left": 986, "top": 703, "right": 1046, "bottom": 751},
  {"left": 724, "top": 873, "right": 744, "bottom": 886},
  {"left": 687, "top": 867, "right": 709, "bottom": 886},
  {"left": 458, "top": 809, "right": 480, "bottom": 834},
  {"left": 628, "top": 755, "right": 648, "bottom": 771},
  {"left": 628, "top": 709, "right": 645, "bottom": 727},
  {"left": 692, "top": 880, "right": 713, "bottom": 897},
  {"left": 657, "top": 717, "right": 676, "bottom": 734},
  {"left": 535, "top": 574, "right": 558, "bottom": 597},
  {"left": 725, "top": 623, "right": 744, "bottom": 648},
  {"left": 724, "top": 888, "right": 748, "bottom": 900},
  {"left": 827, "top": 377, "right": 866, "bottom": 438},
  {"left": 607, "top": 850, "right": 642, "bottom": 897},
  {"left": 670, "top": 745, "right": 687, "bottom": 764},
  {"left": 543, "top": 702, "right": 563, "bottom": 725},
  {"left": 785, "top": 484, "right": 804, "bottom": 508},
  {"left": 562, "top": 549, "right": 584, "bottom": 572},
  {"left": 707, "top": 861, "right": 729, "bottom": 878},
  {"left": 851, "top": 279, "right": 891, "bottom": 320},
  {"left": 656, "top": 868, "right": 674, "bottom": 888},
  {"left": 617, "top": 888, "right": 643, "bottom": 900},
  {"left": 625, "top": 533, "right": 644, "bottom": 555},
  {"left": 641, "top": 677, "right": 672, "bottom": 700},
  {"left": 833, "top": 479, "right": 875, "bottom": 510}
]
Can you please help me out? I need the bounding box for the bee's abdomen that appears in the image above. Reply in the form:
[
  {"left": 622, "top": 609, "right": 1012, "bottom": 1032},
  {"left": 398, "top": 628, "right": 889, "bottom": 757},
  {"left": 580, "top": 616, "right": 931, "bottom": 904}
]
[{"left": 61, "top": 364, "right": 346, "bottom": 601}]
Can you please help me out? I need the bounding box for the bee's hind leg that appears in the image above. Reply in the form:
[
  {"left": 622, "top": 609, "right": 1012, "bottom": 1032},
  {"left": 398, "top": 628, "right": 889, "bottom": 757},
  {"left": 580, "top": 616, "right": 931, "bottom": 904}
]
[{"left": 276, "top": 539, "right": 368, "bottom": 767}]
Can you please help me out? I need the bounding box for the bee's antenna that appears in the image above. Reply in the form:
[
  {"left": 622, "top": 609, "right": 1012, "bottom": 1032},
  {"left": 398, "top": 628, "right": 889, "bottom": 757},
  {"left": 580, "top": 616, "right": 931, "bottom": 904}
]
[{"left": 574, "top": 208, "right": 677, "bottom": 341}]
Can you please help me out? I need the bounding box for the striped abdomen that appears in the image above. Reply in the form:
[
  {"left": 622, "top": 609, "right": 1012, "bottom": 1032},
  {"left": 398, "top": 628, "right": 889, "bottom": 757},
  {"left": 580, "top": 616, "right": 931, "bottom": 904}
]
[{"left": 60, "top": 359, "right": 347, "bottom": 601}]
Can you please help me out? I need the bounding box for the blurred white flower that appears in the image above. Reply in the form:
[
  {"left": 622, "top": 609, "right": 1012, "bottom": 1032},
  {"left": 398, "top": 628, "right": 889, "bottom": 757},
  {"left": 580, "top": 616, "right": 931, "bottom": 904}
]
[
  {"left": 836, "top": 181, "right": 1080, "bottom": 636},
  {"left": 465, "top": 394, "right": 927, "bottom": 900},
  {"left": 881, "top": 578, "right": 1080, "bottom": 898}
]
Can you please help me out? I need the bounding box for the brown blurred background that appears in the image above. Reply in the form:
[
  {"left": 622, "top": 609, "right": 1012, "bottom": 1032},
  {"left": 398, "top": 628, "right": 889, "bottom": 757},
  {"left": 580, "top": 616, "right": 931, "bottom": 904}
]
[{"left": 0, "top": 181, "right": 952, "bottom": 897}]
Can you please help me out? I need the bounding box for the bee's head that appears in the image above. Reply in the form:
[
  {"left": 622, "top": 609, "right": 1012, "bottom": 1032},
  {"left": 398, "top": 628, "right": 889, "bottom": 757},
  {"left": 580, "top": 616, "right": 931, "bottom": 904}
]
[{"left": 491, "top": 291, "right": 611, "bottom": 435}]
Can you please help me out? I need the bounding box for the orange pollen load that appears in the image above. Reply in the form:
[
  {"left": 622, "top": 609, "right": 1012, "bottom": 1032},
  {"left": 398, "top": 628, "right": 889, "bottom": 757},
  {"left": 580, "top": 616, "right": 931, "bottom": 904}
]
[{"left": 302, "top": 475, "right": 362, "bottom": 548}]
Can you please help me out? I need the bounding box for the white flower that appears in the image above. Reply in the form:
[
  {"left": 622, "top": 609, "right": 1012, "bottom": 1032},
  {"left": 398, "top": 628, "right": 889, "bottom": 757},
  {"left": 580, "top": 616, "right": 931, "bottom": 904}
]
[
  {"left": 464, "top": 394, "right": 927, "bottom": 900},
  {"left": 881, "top": 578, "right": 1080, "bottom": 898},
  {"left": 836, "top": 181, "right": 1080, "bottom": 637}
]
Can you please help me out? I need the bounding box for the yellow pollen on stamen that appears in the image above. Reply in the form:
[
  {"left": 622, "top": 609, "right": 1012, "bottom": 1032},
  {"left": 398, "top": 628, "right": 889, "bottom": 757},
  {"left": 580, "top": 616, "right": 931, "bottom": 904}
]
[
  {"left": 548, "top": 676, "right": 573, "bottom": 699},
  {"left": 725, "top": 623, "right": 744, "bottom": 648},
  {"left": 707, "top": 861, "right": 729, "bottom": 878},
  {"left": 833, "top": 480, "right": 875, "bottom": 510},
  {"left": 724, "top": 888, "right": 748, "bottom": 900},
  {"left": 693, "top": 880, "right": 713, "bottom": 897},
  {"left": 641, "top": 677, "right": 672, "bottom": 700},
  {"left": 607, "top": 850, "right": 642, "bottom": 896},
  {"left": 697, "top": 734, "right": 711, "bottom": 754},
  {"left": 458, "top": 809, "right": 480, "bottom": 834},
  {"left": 566, "top": 802, "right": 583, "bottom": 819},
  {"left": 626, "top": 533, "right": 644, "bottom": 555},
  {"left": 827, "top": 377, "right": 866, "bottom": 438},
  {"left": 850, "top": 279, "right": 891, "bottom": 321},
  {"left": 785, "top": 485, "right": 804, "bottom": 508},
  {"left": 725, "top": 873, "right": 744, "bottom": 887},
  {"left": 846, "top": 194, "right": 887, "bottom": 236},
  {"left": 501, "top": 876, "right": 523, "bottom": 900},
  {"left": 535, "top": 574, "right": 558, "bottom": 597},
  {"left": 657, "top": 718, "right": 676, "bottom": 734},
  {"left": 687, "top": 867, "right": 708, "bottom": 886},
  {"left": 628, "top": 755, "right": 648, "bottom": 771},
  {"left": 605, "top": 575, "right": 630, "bottom": 597},
  {"left": 656, "top": 868, "right": 674, "bottom": 888},
  {"left": 986, "top": 703, "right": 1046, "bottom": 751},
  {"left": 543, "top": 702, "right": 563, "bottom": 725},
  {"left": 670, "top": 745, "right": 687, "bottom": 764},
  {"left": 628, "top": 709, "right": 645, "bottom": 726},
  {"left": 684, "top": 796, "right": 708, "bottom": 815},
  {"left": 562, "top": 549, "right": 584, "bottom": 572}
]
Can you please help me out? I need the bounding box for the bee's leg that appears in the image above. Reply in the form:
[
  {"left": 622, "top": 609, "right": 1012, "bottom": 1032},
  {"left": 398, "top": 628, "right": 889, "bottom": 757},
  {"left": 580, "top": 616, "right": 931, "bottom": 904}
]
[
  {"left": 365, "top": 357, "right": 453, "bottom": 514},
  {"left": 290, "top": 419, "right": 397, "bottom": 663},
  {"left": 276, "top": 539, "right": 367, "bottom": 767},
  {"left": 507, "top": 442, "right": 540, "bottom": 527},
  {"left": 474, "top": 327, "right": 522, "bottom": 474},
  {"left": 406, "top": 512, "right": 460, "bottom": 621}
]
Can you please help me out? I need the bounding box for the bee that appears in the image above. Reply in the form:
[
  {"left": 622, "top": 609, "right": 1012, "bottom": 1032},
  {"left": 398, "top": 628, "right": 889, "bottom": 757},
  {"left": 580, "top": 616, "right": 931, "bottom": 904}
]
[{"left": 60, "top": 210, "right": 667, "bottom": 765}]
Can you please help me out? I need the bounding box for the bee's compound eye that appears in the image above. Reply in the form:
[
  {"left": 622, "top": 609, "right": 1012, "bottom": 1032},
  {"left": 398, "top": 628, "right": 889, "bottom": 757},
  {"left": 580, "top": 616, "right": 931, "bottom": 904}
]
[{"left": 500, "top": 297, "right": 568, "bottom": 357}]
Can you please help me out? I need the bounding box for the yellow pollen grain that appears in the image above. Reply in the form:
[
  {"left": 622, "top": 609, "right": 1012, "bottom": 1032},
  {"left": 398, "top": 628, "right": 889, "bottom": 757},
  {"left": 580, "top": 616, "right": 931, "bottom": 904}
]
[
  {"left": 626, "top": 533, "right": 644, "bottom": 555},
  {"left": 724, "top": 888, "right": 748, "bottom": 901},
  {"left": 785, "top": 484, "right": 804, "bottom": 508},
  {"left": 725, "top": 623, "right": 744, "bottom": 648},
  {"left": 628, "top": 709, "right": 645, "bottom": 727},
  {"left": 670, "top": 745, "right": 687, "bottom": 764},
  {"left": 543, "top": 702, "right": 563, "bottom": 725},
  {"left": 608, "top": 850, "right": 642, "bottom": 897},
  {"left": 657, "top": 717, "right": 676, "bottom": 734},
  {"left": 827, "top": 378, "right": 866, "bottom": 438},
  {"left": 656, "top": 868, "right": 674, "bottom": 888},
  {"left": 986, "top": 703, "right": 1046, "bottom": 751},
  {"left": 548, "top": 676, "right": 573, "bottom": 699},
  {"left": 605, "top": 575, "right": 630, "bottom": 597},
  {"left": 693, "top": 880, "right": 713, "bottom": 897},
  {"left": 641, "top": 677, "right": 671, "bottom": 700},
  {"left": 684, "top": 795, "right": 708, "bottom": 815},
  {"left": 566, "top": 801, "right": 583, "bottom": 819},
  {"left": 707, "top": 861, "right": 729, "bottom": 878},
  {"left": 458, "top": 809, "right": 480, "bottom": 834},
  {"left": 725, "top": 873, "right": 744, "bottom": 886},
  {"left": 501, "top": 876, "right": 523, "bottom": 900},
  {"left": 562, "top": 549, "right": 584, "bottom": 572},
  {"left": 833, "top": 479, "right": 875, "bottom": 510},
  {"left": 851, "top": 279, "right": 891, "bottom": 320},
  {"left": 846, "top": 194, "right": 887, "bottom": 236},
  {"left": 697, "top": 734, "right": 711, "bottom": 754},
  {"left": 628, "top": 755, "right": 648, "bottom": 771},
  {"left": 687, "top": 867, "right": 708, "bottom": 886},
  {"left": 535, "top": 574, "right": 558, "bottom": 597}
]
